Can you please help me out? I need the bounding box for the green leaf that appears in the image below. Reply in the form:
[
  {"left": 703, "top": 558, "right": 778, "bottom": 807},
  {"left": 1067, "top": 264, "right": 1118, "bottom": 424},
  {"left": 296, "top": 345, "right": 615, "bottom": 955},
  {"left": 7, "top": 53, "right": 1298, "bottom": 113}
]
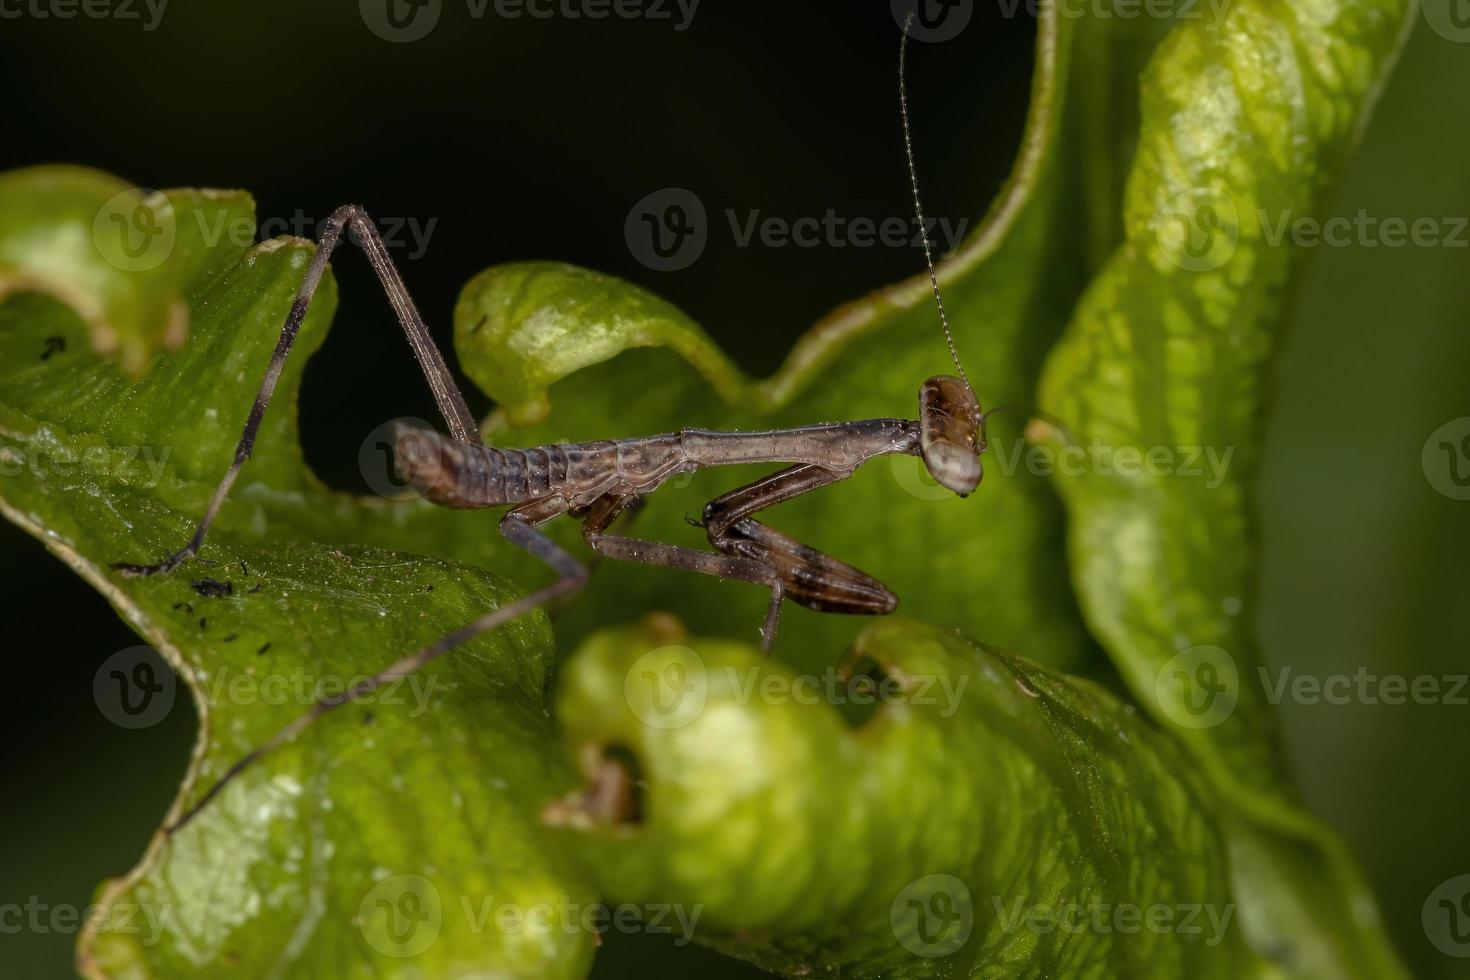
[
  {"left": 1031, "top": 0, "right": 1413, "bottom": 975},
  {"left": 0, "top": 173, "right": 596, "bottom": 978},
  {"left": 0, "top": 167, "right": 196, "bottom": 375},
  {"left": 545, "top": 616, "right": 1257, "bottom": 978}
]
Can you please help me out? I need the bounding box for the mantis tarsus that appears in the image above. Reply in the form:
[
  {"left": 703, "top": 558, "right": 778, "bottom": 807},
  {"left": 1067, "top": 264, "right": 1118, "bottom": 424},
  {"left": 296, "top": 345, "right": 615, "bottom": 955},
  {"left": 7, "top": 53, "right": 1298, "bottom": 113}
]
[{"left": 113, "top": 23, "right": 994, "bottom": 831}]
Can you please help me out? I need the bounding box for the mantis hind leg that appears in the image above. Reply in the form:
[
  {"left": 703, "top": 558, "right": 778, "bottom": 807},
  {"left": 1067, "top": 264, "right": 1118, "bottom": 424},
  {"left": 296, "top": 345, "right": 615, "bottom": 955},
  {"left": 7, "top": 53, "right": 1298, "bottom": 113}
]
[{"left": 113, "top": 204, "right": 479, "bottom": 577}]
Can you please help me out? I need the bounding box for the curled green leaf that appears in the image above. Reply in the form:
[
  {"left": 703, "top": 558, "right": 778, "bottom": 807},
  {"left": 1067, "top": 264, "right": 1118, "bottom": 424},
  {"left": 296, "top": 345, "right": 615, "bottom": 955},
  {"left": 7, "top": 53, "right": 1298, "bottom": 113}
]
[
  {"left": 0, "top": 166, "right": 201, "bottom": 374},
  {"left": 545, "top": 616, "right": 1255, "bottom": 978},
  {"left": 455, "top": 262, "right": 759, "bottom": 427},
  {"left": 1032, "top": 0, "right": 1413, "bottom": 973}
]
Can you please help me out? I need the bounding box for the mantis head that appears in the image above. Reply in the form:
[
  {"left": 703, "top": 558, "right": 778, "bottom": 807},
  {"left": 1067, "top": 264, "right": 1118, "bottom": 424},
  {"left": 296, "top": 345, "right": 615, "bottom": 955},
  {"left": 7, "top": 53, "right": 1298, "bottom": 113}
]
[{"left": 919, "top": 374, "right": 987, "bottom": 497}]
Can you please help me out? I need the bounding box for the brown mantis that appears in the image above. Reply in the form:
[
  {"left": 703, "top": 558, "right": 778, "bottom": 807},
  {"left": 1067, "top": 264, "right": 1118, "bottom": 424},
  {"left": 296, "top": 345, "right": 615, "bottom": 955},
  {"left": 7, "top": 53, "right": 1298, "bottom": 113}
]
[{"left": 114, "top": 21, "right": 994, "bottom": 830}]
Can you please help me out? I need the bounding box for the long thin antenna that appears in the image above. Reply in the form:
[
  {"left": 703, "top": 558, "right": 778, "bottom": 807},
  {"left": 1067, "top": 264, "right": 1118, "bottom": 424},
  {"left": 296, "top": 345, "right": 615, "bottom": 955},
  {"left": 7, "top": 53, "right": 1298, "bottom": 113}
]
[{"left": 899, "top": 11, "right": 971, "bottom": 392}]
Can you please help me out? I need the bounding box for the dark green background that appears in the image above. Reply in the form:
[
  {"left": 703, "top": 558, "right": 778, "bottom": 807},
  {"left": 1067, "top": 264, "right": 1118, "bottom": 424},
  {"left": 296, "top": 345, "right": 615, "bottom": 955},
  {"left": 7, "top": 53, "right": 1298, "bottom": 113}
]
[{"left": 0, "top": 2, "right": 1466, "bottom": 977}]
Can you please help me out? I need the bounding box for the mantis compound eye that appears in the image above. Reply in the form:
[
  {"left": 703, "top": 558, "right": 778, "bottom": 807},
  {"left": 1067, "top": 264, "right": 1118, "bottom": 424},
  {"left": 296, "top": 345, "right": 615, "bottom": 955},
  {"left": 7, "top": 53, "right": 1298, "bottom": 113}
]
[{"left": 919, "top": 375, "right": 984, "bottom": 497}]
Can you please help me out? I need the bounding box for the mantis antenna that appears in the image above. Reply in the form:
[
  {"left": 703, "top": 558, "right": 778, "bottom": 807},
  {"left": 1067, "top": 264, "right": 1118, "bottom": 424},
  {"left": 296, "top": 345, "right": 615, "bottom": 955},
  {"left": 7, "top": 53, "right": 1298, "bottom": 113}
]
[{"left": 898, "top": 11, "right": 972, "bottom": 393}]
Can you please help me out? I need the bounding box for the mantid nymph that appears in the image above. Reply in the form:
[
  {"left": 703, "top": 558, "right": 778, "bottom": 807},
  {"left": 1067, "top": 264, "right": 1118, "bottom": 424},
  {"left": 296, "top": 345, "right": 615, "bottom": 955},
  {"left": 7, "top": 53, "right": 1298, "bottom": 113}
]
[{"left": 115, "top": 22, "right": 995, "bottom": 830}]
